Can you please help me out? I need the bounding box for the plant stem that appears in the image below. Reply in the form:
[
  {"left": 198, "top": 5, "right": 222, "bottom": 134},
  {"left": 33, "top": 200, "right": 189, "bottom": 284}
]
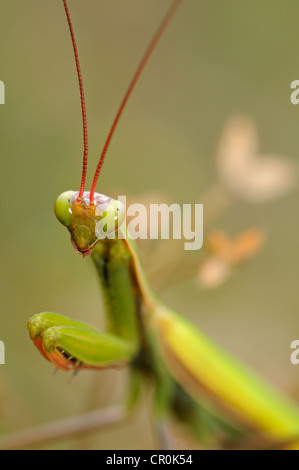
[{"left": 0, "top": 405, "right": 127, "bottom": 450}]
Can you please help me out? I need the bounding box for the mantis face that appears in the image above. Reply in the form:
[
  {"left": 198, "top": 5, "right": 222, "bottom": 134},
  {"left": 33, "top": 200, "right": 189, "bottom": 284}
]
[{"left": 54, "top": 191, "right": 126, "bottom": 257}]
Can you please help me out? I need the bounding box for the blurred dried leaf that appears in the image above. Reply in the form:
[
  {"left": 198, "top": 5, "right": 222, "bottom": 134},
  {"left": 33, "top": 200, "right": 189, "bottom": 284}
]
[
  {"left": 197, "top": 256, "right": 231, "bottom": 290},
  {"left": 217, "top": 116, "right": 298, "bottom": 203},
  {"left": 208, "top": 228, "right": 266, "bottom": 265},
  {"left": 197, "top": 228, "right": 266, "bottom": 289}
]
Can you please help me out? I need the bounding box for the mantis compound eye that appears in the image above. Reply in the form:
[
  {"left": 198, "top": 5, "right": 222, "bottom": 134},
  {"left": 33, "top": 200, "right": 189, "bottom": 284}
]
[
  {"left": 94, "top": 199, "right": 126, "bottom": 239},
  {"left": 54, "top": 191, "right": 74, "bottom": 227}
]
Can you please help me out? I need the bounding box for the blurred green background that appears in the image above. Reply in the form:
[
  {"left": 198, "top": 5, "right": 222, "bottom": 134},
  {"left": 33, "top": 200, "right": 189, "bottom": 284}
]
[{"left": 0, "top": 0, "right": 299, "bottom": 449}]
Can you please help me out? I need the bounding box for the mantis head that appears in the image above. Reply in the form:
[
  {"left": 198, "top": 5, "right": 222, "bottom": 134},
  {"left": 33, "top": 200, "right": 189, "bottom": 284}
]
[
  {"left": 54, "top": 191, "right": 126, "bottom": 257},
  {"left": 54, "top": 0, "right": 180, "bottom": 257}
]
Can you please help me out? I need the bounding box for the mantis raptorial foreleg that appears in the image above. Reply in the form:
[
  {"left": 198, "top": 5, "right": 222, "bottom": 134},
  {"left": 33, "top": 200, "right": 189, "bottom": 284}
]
[
  {"left": 28, "top": 240, "right": 141, "bottom": 371},
  {"left": 33, "top": 322, "right": 136, "bottom": 370}
]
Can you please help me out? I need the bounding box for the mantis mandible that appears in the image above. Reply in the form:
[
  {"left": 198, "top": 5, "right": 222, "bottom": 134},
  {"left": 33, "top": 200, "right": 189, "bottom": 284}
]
[{"left": 27, "top": 0, "right": 299, "bottom": 449}]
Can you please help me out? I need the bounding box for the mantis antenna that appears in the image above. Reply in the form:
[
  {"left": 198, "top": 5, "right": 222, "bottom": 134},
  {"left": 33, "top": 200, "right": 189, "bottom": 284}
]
[
  {"left": 62, "top": 0, "right": 88, "bottom": 202},
  {"left": 62, "top": 0, "right": 184, "bottom": 205},
  {"left": 90, "top": 0, "right": 184, "bottom": 204}
]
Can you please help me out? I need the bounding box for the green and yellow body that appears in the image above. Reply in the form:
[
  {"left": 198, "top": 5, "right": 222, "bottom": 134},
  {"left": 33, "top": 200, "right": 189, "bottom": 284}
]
[{"left": 28, "top": 191, "right": 299, "bottom": 449}]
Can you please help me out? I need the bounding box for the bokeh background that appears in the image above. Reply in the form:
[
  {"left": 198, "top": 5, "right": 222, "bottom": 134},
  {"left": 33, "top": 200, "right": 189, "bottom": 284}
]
[{"left": 0, "top": 0, "right": 299, "bottom": 449}]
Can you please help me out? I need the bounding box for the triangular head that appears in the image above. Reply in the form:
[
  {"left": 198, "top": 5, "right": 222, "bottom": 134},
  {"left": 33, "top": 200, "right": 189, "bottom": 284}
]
[{"left": 54, "top": 191, "right": 126, "bottom": 257}]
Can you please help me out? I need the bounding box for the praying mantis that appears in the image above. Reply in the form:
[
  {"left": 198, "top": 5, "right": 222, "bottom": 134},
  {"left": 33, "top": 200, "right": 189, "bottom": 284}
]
[{"left": 26, "top": 0, "right": 299, "bottom": 449}]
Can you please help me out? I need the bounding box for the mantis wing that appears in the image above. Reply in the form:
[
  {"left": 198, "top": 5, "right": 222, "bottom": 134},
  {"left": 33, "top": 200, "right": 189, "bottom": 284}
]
[{"left": 151, "top": 305, "right": 299, "bottom": 444}]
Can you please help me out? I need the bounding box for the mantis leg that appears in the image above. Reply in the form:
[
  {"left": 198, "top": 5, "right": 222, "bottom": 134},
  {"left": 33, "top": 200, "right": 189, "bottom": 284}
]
[
  {"left": 28, "top": 240, "right": 142, "bottom": 370},
  {"left": 28, "top": 312, "right": 137, "bottom": 370}
]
